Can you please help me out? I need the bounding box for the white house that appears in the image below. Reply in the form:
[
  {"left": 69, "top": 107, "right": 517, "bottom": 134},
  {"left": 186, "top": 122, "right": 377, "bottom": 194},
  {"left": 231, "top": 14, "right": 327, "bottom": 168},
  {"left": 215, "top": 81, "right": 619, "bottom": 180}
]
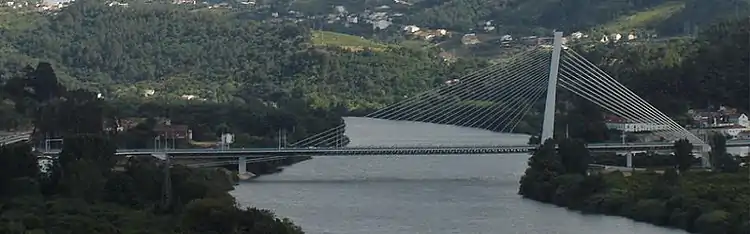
[
  {"left": 735, "top": 113, "right": 749, "bottom": 127},
  {"left": 500, "top": 34, "right": 513, "bottom": 41},
  {"left": 570, "top": 32, "right": 584, "bottom": 39},
  {"left": 403, "top": 25, "right": 420, "bottom": 33},
  {"left": 604, "top": 115, "right": 670, "bottom": 132},
  {"left": 606, "top": 122, "right": 671, "bottom": 132}
]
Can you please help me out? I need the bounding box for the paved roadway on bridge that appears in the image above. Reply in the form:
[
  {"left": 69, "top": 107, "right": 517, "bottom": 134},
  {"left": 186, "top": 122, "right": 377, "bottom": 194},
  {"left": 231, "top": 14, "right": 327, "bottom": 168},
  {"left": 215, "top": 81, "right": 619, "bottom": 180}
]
[{"left": 36, "top": 139, "right": 750, "bottom": 158}]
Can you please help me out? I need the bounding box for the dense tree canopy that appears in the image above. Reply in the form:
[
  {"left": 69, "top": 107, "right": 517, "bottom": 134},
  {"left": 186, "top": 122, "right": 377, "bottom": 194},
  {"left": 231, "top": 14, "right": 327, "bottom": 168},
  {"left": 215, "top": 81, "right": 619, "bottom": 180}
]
[{"left": 520, "top": 139, "right": 750, "bottom": 234}]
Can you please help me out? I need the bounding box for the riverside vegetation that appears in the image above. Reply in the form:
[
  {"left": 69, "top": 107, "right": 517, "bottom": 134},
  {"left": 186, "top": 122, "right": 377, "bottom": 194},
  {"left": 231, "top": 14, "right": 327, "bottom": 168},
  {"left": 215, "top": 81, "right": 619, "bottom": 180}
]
[
  {"left": 0, "top": 137, "right": 304, "bottom": 233},
  {"left": 0, "top": 55, "right": 304, "bottom": 233},
  {"left": 519, "top": 136, "right": 750, "bottom": 234}
]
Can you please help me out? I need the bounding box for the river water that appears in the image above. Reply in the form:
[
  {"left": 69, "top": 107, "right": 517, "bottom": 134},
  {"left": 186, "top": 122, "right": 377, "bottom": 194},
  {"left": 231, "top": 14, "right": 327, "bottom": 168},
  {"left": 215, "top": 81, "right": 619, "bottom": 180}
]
[{"left": 232, "top": 117, "right": 686, "bottom": 234}]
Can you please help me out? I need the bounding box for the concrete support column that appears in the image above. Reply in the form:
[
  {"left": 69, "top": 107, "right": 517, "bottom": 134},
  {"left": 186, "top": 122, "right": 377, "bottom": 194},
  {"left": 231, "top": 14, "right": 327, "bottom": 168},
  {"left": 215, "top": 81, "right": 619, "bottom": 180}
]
[
  {"left": 626, "top": 151, "right": 633, "bottom": 168},
  {"left": 238, "top": 156, "right": 247, "bottom": 174},
  {"left": 700, "top": 144, "right": 711, "bottom": 168}
]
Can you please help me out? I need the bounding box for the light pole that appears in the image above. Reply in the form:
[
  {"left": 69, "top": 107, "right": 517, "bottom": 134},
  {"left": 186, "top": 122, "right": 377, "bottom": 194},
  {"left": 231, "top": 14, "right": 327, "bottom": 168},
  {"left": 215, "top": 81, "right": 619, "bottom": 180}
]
[{"left": 160, "top": 132, "right": 173, "bottom": 210}]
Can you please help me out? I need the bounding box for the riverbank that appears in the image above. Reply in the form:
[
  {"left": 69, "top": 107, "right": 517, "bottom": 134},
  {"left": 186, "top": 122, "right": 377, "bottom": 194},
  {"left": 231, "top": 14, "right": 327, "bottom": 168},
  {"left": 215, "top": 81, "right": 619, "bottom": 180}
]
[
  {"left": 520, "top": 140, "right": 750, "bottom": 234},
  {"left": 0, "top": 138, "right": 306, "bottom": 233}
]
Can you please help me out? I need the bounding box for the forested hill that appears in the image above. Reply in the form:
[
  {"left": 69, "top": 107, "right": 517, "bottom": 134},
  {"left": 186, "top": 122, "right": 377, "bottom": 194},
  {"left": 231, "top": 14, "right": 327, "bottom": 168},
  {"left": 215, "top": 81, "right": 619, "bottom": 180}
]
[
  {"left": 0, "top": 0, "right": 484, "bottom": 110},
  {"left": 400, "top": 0, "right": 750, "bottom": 36}
]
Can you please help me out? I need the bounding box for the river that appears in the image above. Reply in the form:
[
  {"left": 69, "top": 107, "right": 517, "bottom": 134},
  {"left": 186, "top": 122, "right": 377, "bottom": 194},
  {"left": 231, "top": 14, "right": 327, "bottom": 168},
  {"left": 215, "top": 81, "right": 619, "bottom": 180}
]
[{"left": 231, "top": 117, "right": 687, "bottom": 234}]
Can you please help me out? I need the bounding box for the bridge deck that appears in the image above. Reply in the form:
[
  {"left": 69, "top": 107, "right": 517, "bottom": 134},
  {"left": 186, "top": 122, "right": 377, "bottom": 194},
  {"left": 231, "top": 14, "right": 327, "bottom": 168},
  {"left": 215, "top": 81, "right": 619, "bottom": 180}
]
[{"left": 36, "top": 140, "right": 750, "bottom": 158}]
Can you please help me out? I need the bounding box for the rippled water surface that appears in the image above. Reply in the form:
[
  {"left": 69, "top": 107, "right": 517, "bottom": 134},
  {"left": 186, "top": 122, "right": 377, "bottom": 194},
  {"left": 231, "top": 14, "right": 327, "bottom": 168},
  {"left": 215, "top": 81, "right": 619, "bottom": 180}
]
[{"left": 232, "top": 117, "right": 686, "bottom": 234}]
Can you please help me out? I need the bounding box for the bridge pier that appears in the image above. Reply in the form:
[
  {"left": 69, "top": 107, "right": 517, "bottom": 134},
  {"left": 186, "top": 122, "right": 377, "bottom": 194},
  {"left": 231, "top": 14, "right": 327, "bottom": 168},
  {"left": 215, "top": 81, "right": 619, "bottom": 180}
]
[
  {"left": 626, "top": 151, "right": 633, "bottom": 168},
  {"left": 699, "top": 144, "right": 711, "bottom": 168},
  {"left": 238, "top": 156, "right": 252, "bottom": 179}
]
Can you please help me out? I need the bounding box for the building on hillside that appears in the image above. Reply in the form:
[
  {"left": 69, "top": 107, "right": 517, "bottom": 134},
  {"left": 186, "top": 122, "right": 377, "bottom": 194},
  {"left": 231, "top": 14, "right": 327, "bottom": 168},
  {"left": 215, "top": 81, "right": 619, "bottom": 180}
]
[
  {"left": 153, "top": 120, "right": 192, "bottom": 140},
  {"left": 461, "top": 33, "right": 480, "bottom": 45},
  {"left": 104, "top": 118, "right": 144, "bottom": 132},
  {"left": 402, "top": 25, "right": 420, "bottom": 33},
  {"left": 603, "top": 115, "right": 670, "bottom": 132},
  {"left": 689, "top": 106, "right": 749, "bottom": 128},
  {"left": 372, "top": 20, "right": 391, "bottom": 30}
]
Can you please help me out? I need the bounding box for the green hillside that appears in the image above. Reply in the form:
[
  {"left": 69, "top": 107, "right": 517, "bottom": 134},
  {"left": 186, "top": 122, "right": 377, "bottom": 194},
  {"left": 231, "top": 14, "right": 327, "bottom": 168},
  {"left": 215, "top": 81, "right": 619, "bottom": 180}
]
[
  {"left": 0, "top": 0, "right": 486, "bottom": 111},
  {"left": 600, "top": 1, "right": 686, "bottom": 33},
  {"left": 401, "top": 0, "right": 750, "bottom": 36},
  {"left": 311, "top": 30, "right": 389, "bottom": 51}
]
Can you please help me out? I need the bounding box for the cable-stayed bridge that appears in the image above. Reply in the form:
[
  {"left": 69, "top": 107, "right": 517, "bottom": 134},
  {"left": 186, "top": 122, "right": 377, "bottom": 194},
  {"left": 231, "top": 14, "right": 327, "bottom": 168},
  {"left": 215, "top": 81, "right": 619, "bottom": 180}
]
[
  {"left": 290, "top": 32, "right": 705, "bottom": 149},
  {"left": 36, "top": 32, "right": 745, "bottom": 172}
]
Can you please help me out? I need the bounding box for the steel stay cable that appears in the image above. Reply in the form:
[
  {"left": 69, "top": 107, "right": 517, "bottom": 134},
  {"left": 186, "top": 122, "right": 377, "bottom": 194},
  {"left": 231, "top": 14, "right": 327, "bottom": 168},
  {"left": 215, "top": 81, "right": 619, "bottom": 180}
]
[
  {"left": 496, "top": 80, "right": 549, "bottom": 132},
  {"left": 372, "top": 48, "right": 546, "bottom": 121},
  {"left": 369, "top": 47, "right": 544, "bottom": 119},
  {"left": 462, "top": 67, "right": 551, "bottom": 129},
  {"left": 564, "top": 50, "right": 703, "bottom": 144},
  {"left": 559, "top": 53, "right": 691, "bottom": 139},
  {"left": 415, "top": 50, "right": 552, "bottom": 124},
  {"left": 412, "top": 53, "right": 552, "bottom": 126},
  {"left": 290, "top": 48, "right": 545, "bottom": 147},
  {"left": 560, "top": 53, "right": 692, "bottom": 139},
  {"left": 303, "top": 50, "right": 550, "bottom": 147},
  {"left": 560, "top": 54, "right": 697, "bottom": 142},
  {"left": 425, "top": 53, "right": 551, "bottom": 127},
  {"left": 558, "top": 67, "right": 687, "bottom": 142},
  {"left": 505, "top": 87, "right": 548, "bottom": 133},
  {"left": 418, "top": 53, "right": 550, "bottom": 125},
  {"left": 381, "top": 50, "right": 549, "bottom": 122},
  {"left": 477, "top": 73, "right": 549, "bottom": 131},
  {"left": 558, "top": 61, "right": 688, "bottom": 140},
  {"left": 557, "top": 60, "right": 688, "bottom": 141},
  {"left": 557, "top": 74, "right": 683, "bottom": 141}
]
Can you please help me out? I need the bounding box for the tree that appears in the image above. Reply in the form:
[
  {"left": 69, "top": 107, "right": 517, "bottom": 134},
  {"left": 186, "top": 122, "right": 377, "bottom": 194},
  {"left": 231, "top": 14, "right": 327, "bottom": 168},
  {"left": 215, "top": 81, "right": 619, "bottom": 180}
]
[
  {"left": 58, "top": 134, "right": 117, "bottom": 171},
  {"left": 52, "top": 134, "right": 117, "bottom": 199},
  {"left": 709, "top": 133, "right": 739, "bottom": 172},
  {"left": 709, "top": 133, "right": 726, "bottom": 169},
  {"left": 558, "top": 138, "right": 591, "bottom": 175},
  {"left": 181, "top": 198, "right": 240, "bottom": 233},
  {"left": 673, "top": 139, "right": 693, "bottom": 172},
  {"left": 519, "top": 139, "right": 565, "bottom": 201},
  {"left": 3, "top": 62, "right": 66, "bottom": 139},
  {"left": 56, "top": 90, "right": 106, "bottom": 135},
  {"left": 0, "top": 143, "right": 39, "bottom": 197}
]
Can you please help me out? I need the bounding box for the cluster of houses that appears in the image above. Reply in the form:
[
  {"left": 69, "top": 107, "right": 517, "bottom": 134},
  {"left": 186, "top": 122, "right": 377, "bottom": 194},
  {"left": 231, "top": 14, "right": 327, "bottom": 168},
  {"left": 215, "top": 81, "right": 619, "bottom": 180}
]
[
  {"left": 2, "top": 0, "right": 75, "bottom": 11},
  {"left": 603, "top": 106, "right": 750, "bottom": 139},
  {"left": 688, "top": 106, "right": 750, "bottom": 138},
  {"left": 109, "top": 118, "right": 193, "bottom": 140}
]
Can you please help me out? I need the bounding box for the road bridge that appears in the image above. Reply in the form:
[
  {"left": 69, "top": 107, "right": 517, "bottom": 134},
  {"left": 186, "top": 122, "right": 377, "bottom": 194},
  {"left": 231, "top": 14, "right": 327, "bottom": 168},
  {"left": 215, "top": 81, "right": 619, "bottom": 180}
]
[{"left": 21, "top": 33, "right": 732, "bottom": 176}]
